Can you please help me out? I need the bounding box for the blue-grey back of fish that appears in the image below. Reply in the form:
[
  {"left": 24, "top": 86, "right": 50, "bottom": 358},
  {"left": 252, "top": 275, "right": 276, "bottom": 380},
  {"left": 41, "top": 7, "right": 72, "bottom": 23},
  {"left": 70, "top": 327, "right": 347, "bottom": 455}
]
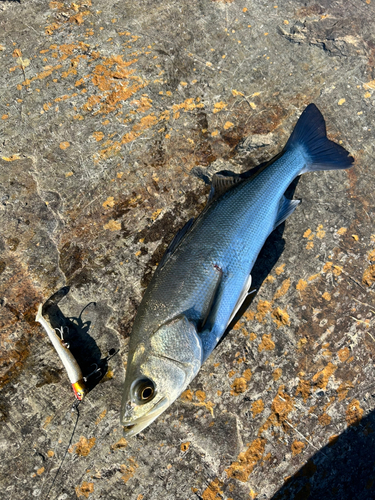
[{"left": 121, "top": 103, "right": 354, "bottom": 436}]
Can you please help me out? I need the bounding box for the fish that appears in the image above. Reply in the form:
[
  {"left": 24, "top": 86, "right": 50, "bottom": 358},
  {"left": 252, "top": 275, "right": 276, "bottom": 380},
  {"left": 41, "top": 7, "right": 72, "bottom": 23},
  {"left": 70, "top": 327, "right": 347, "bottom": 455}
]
[
  {"left": 35, "top": 304, "right": 87, "bottom": 402},
  {"left": 121, "top": 103, "right": 354, "bottom": 437}
]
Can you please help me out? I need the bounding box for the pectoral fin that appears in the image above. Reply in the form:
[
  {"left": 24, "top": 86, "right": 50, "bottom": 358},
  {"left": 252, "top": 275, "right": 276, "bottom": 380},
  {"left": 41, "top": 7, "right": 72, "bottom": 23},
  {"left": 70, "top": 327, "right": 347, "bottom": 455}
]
[
  {"left": 199, "top": 273, "right": 253, "bottom": 362},
  {"left": 227, "top": 274, "right": 253, "bottom": 326}
]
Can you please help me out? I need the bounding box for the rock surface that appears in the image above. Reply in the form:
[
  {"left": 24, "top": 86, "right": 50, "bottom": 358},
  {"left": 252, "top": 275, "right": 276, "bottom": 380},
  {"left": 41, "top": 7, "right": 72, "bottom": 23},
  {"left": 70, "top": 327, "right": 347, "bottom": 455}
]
[{"left": 1, "top": 0, "right": 375, "bottom": 499}]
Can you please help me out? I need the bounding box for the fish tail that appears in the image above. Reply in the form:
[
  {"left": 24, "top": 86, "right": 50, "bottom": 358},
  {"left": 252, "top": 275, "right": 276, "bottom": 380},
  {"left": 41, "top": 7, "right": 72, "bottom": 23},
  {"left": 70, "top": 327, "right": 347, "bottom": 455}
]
[{"left": 285, "top": 103, "right": 354, "bottom": 173}]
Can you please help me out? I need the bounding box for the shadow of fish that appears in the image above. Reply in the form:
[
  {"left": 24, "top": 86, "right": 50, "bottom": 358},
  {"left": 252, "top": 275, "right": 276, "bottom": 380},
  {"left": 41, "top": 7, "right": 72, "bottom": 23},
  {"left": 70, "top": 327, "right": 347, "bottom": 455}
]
[{"left": 121, "top": 103, "right": 354, "bottom": 437}]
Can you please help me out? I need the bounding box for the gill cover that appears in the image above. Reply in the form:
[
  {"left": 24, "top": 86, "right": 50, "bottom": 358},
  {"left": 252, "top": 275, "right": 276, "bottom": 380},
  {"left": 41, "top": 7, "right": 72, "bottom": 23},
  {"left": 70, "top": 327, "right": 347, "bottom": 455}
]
[{"left": 121, "top": 315, "right": 203, "bottom": 436}]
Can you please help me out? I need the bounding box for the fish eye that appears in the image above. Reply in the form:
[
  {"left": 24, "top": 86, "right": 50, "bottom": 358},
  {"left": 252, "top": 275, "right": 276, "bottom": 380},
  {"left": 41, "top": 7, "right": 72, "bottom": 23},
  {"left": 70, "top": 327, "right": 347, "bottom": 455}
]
[{"left": 133, "top": 379, "right": 155, "bottom": 404}]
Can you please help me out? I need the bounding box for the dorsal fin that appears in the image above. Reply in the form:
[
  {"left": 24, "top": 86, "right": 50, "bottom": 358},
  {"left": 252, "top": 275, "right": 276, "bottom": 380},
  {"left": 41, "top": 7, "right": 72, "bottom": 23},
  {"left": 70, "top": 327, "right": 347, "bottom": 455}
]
[{"left": 208, "top": 173, "right": 244, "bottom": 203}]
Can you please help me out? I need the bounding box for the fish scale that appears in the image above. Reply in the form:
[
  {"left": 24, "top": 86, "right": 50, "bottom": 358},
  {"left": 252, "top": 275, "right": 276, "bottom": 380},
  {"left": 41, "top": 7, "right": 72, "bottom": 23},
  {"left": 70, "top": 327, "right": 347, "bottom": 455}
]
[{"left": 121, "top": 103, "right": 354, "bottom": 437}]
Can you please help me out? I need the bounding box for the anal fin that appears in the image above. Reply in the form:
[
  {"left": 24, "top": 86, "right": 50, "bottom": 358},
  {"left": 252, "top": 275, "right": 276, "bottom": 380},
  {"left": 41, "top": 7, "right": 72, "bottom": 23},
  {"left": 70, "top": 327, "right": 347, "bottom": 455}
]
[{"left": 274, "top": 196, "right": 300, "bottom": 230}]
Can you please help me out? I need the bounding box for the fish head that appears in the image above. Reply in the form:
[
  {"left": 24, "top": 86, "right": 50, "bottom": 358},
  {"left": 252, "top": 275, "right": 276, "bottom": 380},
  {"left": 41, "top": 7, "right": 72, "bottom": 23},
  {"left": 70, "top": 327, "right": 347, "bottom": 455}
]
[{"left": 121, "top": 315, "right": 202, "bottom": 437}]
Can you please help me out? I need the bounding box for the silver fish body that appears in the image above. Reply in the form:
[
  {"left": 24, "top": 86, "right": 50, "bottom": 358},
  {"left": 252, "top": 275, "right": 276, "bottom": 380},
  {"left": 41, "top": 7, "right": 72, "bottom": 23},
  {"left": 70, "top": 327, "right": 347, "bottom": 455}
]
[{"left": 121, "top": 104, "right": 354, "bottom": 436}]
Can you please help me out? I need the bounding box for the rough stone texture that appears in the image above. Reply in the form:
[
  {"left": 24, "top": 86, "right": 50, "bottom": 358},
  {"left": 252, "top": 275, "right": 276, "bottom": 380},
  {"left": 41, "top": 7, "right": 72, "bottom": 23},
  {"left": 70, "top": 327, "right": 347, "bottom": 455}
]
[{"left": 1, "top": 0, "right": 375, "bottom": 499}]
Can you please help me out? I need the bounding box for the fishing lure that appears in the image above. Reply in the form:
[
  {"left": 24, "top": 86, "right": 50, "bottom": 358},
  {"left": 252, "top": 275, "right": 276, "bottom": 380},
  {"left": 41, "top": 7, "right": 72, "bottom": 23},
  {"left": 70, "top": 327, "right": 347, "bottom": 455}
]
[{"left": 36, "top": 304, "right": 87, "bottom": 403}]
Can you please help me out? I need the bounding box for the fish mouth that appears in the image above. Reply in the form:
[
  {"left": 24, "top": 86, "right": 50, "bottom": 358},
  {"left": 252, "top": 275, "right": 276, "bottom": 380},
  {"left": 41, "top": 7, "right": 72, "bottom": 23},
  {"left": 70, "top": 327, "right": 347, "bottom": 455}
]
[{"left": 122, "top": 396, "right": 169, "bottom": 437}]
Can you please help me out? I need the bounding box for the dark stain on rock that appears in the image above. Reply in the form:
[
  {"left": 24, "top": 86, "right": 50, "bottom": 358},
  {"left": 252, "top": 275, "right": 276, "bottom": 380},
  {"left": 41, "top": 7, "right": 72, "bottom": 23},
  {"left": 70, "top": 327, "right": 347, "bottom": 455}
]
[
  {"left": 0, "top": 261, "right": 6, "bottom": 275},
  {"left": 7, "top": 238, "right": 20, "bottom": 252},
  {"left": 59, "top": 242, "right": 84, "bottom": 279},
  {"left": 135, "top": 211, "right": 177, "bottom": 245},
  {"left": 249, "top": 104, "right": 287, "bottom": 136},
  {"left": 111, "top": 192, "right": 144, "bottom": 220},
  {"left": 36, "top": 367, "right": 63, "bottom": 387},
  {"left": 295, "top": 4, "right": 324, "bottom": 17},
  {"left": 118, "top": 296, "right": 139, "bottom": 339}
]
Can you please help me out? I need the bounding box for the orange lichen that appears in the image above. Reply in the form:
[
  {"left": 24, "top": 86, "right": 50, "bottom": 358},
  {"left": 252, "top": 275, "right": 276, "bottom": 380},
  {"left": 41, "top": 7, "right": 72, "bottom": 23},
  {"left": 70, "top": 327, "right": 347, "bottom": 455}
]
[
  {"left": 193, "top": 400, "right": 215, "bottom": 417},
  {"left": 103, "top": 219, "right": 121, "bottom": 231},
  {"left": 363, "top": 264, "right": 375, "bottom": 286},
  {"left": 2, "top": 155, "right": 21, "bottom": 162},
  {"left": 95, "top": 409, "right": 107, "bottom": 425},
  {"left": 75, "top": 482, "right": 94, "bottom": 498},
  {"left": 92, "top": 131, "right": 104, "bottom": 141},
  {"left": 212, "top": 101, "right": 227, "bottom": 113},
  {"left": 251, "top": 399, "right": 264, "bottom": 417},
  {"left": 258, "top": 333, "right": 275, "bottom": 352},
  {"left": 322, "top": 261, "right": 333, "bottom": 273},
  {"left": 318, "top": 413, "right": 331, "bottom": 426},
  {"left": 337, "top": 227, "right": 347, "bottom": 235},
  {"left": 255, "top": 300, "right": 272, "bottom": 321},
  {"left": 275, "top": 263, "right": 286, "bottom": 275},
  {"left": 306, "top": 241, "right": 314, "bottom": 250},
  {"left": 111, "top": 437, "right": 128, "bottom": 450},
  {"left": 231, "top": 377, "right": 248, "bottom": 395},
  {"left": 312, "top": 362, "right": 337, "bottom": 391},
  {"left": 322, "top": 292, "right": 331, "bottom": 301},
  {"left": 260, "top": 386, "right": 294, "bottom": 433},
  {"left": 296, "top": 279, "right": 307, "bottom": 291},
  {"left": 180, "top": 442, "right": 190, "bottom": 452},
  {"left": 59, "top": 141, "right": 70, "bottom": 149},
  {"left": 273, "top": 278, "right": 291, "bottom": 299},
  {"left": 37, "top": 467, "right": 45, "bottom": 475},
  {"left": 23, "top": 64, "right": 63, "bottom": 85},
  {"left": 121, "top": 459, "right": 138, "bottom": 483},
  {"left": 224, "top": 121, "right": 234, "bottom": 130},
  {"left": 271, "top": 308, "right": 290, "bottom": 328},
  {"left": 243, "top": 310, "right": 255, "bottom": 321},
  {"left": 291, "top": 440, "right": 305, "bottom": 456},
  {"left": 226, "top": 438, "right": 266, "bottom": 482},
  {"left": 202, "top": 479, "right": 224, "bottom": 500},
  {"left": 243, "top": 368, "right": 252, "bottom": 381},
  {"left": 337, "top": 381, "right": 354, "bottom": 401},
  {"left": 308, "top": 272, "right": 320, "bottom": 281},
  {"left": 303, "top": 228, "right": 312, "bottom": 238},
  {"left": 273, "top": 368, "right": 282, "bottom": 381},
  {"left": 337, "top": 346, "right": 350, "bottom": 363},
  {"left": 70, "top": 436, "right": 96, "bottom": 457},
  {"left": 172, "top": 97, "right": 202, "bottom": 118},
  {"left": 316, "top": 224, "right": 326, "bottom": 239},
  {"left": 367, "top": 249, "right": 375, "bottom": 261},
  {"left": 297, "top": 337, "right": 307, "bottom": 349},
  {"left": 180, "top": 389, "right": 193, "bottom": 401},
  {"left": 346, "top": 399, "right": 364, "bottom": 426},
  {"left": 195, "top": 390, "right": 206, "bottom": 402},
  {"left": 102, "top": 196, "right": 115, "bottom": 208}
]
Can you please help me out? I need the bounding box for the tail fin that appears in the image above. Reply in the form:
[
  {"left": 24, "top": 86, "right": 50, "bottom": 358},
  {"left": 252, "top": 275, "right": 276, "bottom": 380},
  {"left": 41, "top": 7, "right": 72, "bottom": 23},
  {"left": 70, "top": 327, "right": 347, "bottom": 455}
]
[{"left": 285, "top": 103, "right": 354, "bottom": 174}]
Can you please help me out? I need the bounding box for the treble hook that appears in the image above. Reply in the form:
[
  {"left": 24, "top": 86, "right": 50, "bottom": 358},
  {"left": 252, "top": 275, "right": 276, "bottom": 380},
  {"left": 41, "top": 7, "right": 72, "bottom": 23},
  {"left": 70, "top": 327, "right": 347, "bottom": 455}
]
[
  {"left": 83, "top": 363, "right": 102, "bottom": 382},
  {"left": 55, "top": 326, "right": 70, "bottom": 349}
]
